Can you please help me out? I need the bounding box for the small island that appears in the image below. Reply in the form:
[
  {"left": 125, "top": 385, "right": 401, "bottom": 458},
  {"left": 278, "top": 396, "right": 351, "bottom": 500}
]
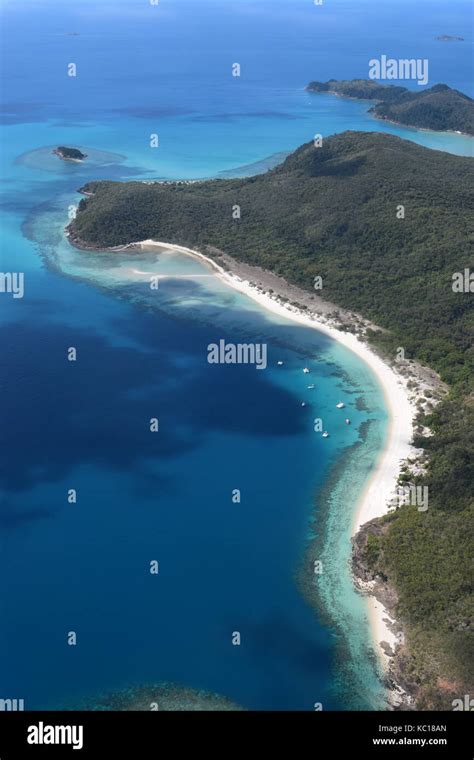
[
  {"left": 436, "top": 35, "right": 464, "bottom": 41},
  {"left": 53, "top": 146, "right": 87, "bottom": 162},
  {"left": 306, "top": 79, "right": 474, "bottom": 135}
]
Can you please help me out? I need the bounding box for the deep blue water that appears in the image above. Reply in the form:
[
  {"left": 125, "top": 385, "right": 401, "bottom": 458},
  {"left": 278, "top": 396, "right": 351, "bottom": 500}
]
[{"left": 0, "top": 0, "right": 472, "bottom": 711}]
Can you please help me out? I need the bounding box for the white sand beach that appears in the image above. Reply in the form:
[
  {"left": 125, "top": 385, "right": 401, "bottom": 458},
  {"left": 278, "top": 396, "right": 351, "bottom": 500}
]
[{"left": 135, "top": 239, "right": 416, "bottom": 672}]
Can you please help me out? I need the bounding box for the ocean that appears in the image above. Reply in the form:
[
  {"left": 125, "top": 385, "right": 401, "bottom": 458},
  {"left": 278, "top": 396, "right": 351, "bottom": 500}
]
[{"left": 0, "top": 0, "right": 472, "bottom": 711}]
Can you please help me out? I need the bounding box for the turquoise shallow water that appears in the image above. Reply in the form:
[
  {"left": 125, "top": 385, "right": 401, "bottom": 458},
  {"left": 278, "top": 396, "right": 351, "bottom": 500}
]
[
  {"left": 1, "top": 0, "right": 472, "bottom": 710},
  {"left": 1, "top": 224, "right": 390, "bottom": 710}
]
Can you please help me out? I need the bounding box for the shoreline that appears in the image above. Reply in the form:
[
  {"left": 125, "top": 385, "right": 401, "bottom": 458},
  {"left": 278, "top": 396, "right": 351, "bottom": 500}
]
[
  {"left": 137, "top": 241, "right": 415, "bottom": 534},
  {"left": 124, "top": 239, "right": 417, "bottom": 670},
  {"left": 68, "top": 233, "right": 446, "bottom": 705}
]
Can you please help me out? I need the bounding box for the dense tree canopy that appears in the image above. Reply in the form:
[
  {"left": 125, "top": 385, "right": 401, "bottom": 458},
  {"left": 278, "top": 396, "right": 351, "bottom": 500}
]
[{"left": 306, "top": 80, "right": 474, "bottom": 134}]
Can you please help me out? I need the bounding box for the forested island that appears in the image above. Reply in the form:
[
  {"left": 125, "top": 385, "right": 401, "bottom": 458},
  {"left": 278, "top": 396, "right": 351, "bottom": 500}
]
[
  {"left": 70, "top": 132, "right": 473, "bottom": 709},
  {"left": 53, "top": 146, "right": 87, "bottom": 162},
  {"left": 306, "top": 80, "right": 474, "bottom": 135}
]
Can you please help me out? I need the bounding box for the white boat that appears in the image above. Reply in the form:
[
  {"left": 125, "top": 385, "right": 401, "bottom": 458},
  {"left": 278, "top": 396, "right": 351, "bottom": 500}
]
[
  {"left": 322, "top": 431, "right": 329, "bottom": 438},
  {"left": 303, "top": 367, "right": 310, "bottom": 374},
  {"left": 345, "top": 418, "right": 351, "bottom": 425},
  {"left": 336, "top": 402, "right": 345, "bottom": 409},
  {"left": 277, "top": 360, "right": 284, "bottom": 366},
  {"left": 307, "top": 384, "right": 315, "bottom": 390}
]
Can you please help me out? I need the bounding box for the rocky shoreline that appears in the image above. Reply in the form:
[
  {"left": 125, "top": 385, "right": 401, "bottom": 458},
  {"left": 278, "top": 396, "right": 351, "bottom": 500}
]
[{"left": 353, "top": 520, "right": 414, "bottom": 710}]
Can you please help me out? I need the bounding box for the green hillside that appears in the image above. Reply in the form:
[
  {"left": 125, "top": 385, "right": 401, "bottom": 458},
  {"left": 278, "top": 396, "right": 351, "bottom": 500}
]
[{"left": 71, "top": 131, "right": 474, "bottom": 707}]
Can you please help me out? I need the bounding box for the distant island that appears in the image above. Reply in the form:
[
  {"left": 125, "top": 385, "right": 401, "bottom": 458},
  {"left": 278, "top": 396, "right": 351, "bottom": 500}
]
[
  {"left": 69, "top": 131, "right": 473, "bottom": 709},
  {"left": 53, "top": 146, "right": 87, "bottom": 162},
  {"left": 306, "top": 80, "right": 474, "bottom": 135},
  {"left": 436, "top": 35, "right": 464, "bottom": 41}
]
